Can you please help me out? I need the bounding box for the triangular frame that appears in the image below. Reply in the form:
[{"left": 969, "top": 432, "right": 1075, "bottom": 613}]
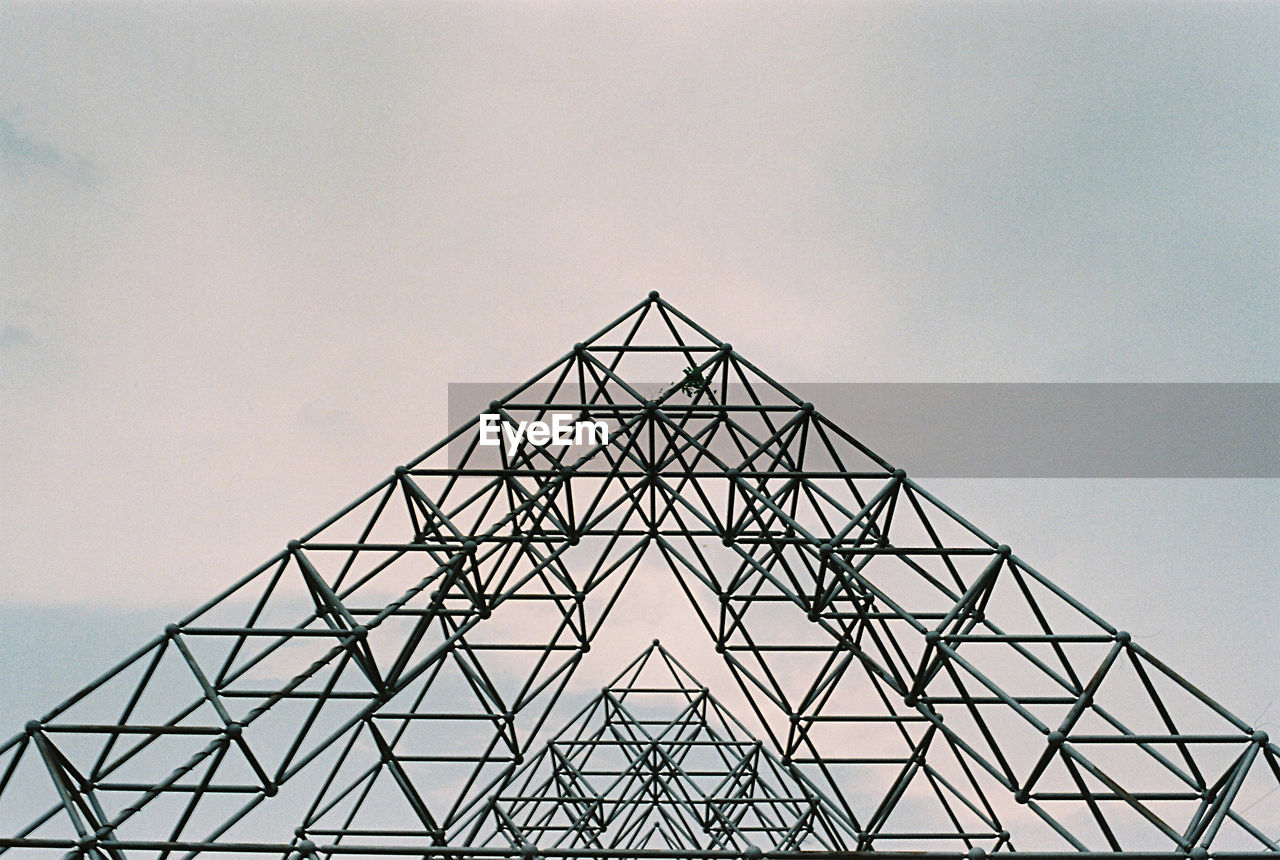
[{"left": 0, "top": 294, "right": 1275, "bottom": 859}]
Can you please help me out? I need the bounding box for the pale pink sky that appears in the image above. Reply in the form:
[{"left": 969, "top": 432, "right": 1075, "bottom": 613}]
[{"left": 1, "top": 0, "right": 1277, "bottom": 783}]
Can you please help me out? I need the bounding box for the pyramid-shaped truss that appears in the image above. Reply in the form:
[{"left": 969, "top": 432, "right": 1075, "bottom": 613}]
[
  {"left": 0, "top": 293, "right": 1276, "bottom": 859},
  {"left": 465, "top": 643, "right": 855, "bottom": 853}
]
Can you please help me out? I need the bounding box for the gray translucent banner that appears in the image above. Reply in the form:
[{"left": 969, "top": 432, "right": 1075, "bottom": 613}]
[{"left": 447, "top": 383, "right": 1279, "bottom": 478}]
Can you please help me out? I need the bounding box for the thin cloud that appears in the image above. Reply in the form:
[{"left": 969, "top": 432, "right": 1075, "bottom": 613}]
[{"left": 0, "top": 113, "right": 94, "bottom": 185}]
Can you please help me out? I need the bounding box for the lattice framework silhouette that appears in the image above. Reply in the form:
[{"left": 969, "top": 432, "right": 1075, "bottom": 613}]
[{"left": 0, "top": 293, "right": 1276, "bottom": 859}]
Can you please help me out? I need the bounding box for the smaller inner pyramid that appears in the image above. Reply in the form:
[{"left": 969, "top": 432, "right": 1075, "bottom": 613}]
[{"left": 460, "top": 642, "right": 858, "bottom": 853}]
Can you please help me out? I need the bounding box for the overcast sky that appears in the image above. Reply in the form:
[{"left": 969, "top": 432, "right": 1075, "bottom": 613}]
[{"left": 1, "top": 2, "right": 1277, "bottom": 752}]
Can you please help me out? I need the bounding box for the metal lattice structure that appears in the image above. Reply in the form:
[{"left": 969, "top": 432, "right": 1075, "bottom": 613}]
[
  {"left": 0, "top": 292, "right": 1276, "bottom": 859},
  {"left": 465, "top": 642, "right": 856, "bottom": 853}
]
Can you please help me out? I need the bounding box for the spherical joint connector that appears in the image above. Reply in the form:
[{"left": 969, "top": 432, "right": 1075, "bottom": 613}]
[
  {"left": 294, "top": 826, "right": 308, "bottom": 839},
  {"left": 1014, "top": 788, "right": 1030, "bottom": 805},
  {"left": 726, "top": 468, "right": 741, "bottom": 481},
  {"left": 1113, "top": 630, "right": 1132, "bottom": 645},
  {"left": 924, "top": 630, "right": 941, "bottom": 644},
  {"left": 164, "top": 623, "right": 181, "bottom": 638},
  {"left": 892, "top": 468, "right": 907, "bottom": 481},
  {"left": 967, "top": 848, "right": 986, "bottom": 860},
  {"left": 996, "top": 544, "right": 1011, "bottom": 558},
  {"left": 721, "top": 535, "right": 734, "bottom": 546},
  {"left": 489, "top": 400, "right": 502, "bottom": 413},
  {"left": 351, "top": 624, "right": 369, "bottom": 639},
  {"left": 287, "top": 539, "right": 302, "bottom": 553},
  {"left": 224, "top": 722, "right": 243, "bottom": 739},
  {"left": 1253, "top": 729, "right": 1270, "bottom": 745},
  {"left": 652, "top": 638, "right": 662, "bottom": 647},
  {"left": 520, "top": 843, "right": 539, "bottom": 859},
  {"left": 801, "top": 402, "right": 815, "bottom": 414},
  {"left": 721, "top": 342, "right": 733, "bottom": 354},
  {"left": 644, "top": 400, "right": 658, "bottom": 415},
  {"left": 742, "top": 846, "right": 764, "bottom": 859},
  {"left": 394, "top": 465, "right": 408, "bottom": 478},
  {"left": 568, "top": 533, "right": 580, "bottom": 546},
  {"left": 24, "top": 720, "right": 41, "bottom": 735},
  {"left": 296, "top": 838, "right": 317, "bottom": 857},
  {"left": 77, "top": 834, "right": 99, "bottom": 851},
  {"left": 1047, "top": 730, "right": 1066, "bottom": 748},
  {"left": 573, "top": 343, "right": 585, "bottom": 354},
  {"left": 648, "top": 290, "right": 661, "bottom": 301},
  {"left": 579, "top": 641, "right": 590, "bottom": 653},
  {"left": 464, "top": 539, "right": 478, "bottom": 553},
  {"left": 1188, "top": 846, "right": 1209, "bottom": 860},
  {"left": 263, "top": 781, "right": 279, "bottom": 797}
]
